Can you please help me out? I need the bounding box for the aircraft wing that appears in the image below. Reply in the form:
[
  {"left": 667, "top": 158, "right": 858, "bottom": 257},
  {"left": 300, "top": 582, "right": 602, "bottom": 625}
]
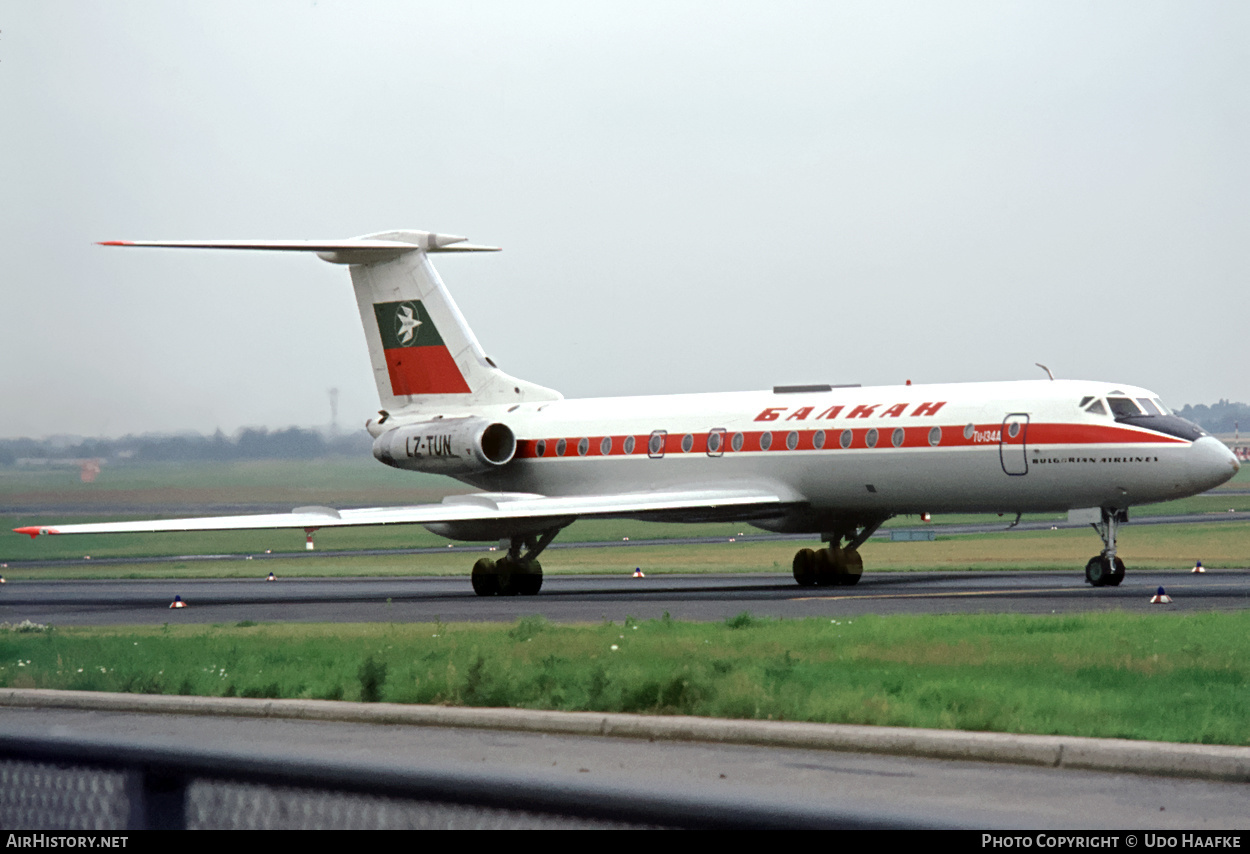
[{"left": 14, "top": 487, "right": 794, "bottom": 538}]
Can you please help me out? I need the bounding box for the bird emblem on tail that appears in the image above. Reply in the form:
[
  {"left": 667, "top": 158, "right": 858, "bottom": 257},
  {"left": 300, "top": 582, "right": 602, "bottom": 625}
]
[{"left": 395, "top": 302, "right": 422, "bottom": 345}]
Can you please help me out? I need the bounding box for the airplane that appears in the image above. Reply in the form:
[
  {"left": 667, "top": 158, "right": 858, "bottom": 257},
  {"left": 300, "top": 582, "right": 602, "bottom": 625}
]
[{"left": 14, "top": 230, "right": 1241, "bottom": 595}]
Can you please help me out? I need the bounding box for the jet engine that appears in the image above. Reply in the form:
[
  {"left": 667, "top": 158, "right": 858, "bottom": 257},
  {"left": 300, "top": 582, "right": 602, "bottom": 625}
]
[{"left": 372, "top": 417, "right": 516, "bottom": 475}]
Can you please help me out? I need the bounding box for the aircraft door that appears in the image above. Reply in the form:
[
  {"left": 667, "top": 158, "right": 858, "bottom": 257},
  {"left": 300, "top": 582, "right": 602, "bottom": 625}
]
[{"left": 999, "top": 414, "right": 1029, "bottom": 476}]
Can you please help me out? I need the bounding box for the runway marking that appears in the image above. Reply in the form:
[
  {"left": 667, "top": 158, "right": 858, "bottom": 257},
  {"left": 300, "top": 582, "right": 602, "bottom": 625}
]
[{"left": 792, "top": 587, "right": 1087, "bottom": 601}]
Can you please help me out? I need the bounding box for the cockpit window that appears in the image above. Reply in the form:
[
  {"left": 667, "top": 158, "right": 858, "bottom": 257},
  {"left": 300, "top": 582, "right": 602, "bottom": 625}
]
[
  {"left": 1104, "top": 396, "right": 1204, "bottom": 441},
  {"left": 1079, "top": 396, "right": 1094, "bottom": 408},
  {"left": 1107, "top": 397, "right": 1143, "bottom": 418},
  {"left": 1085, "top": 399, "right": 1108, "bottom": 416}
]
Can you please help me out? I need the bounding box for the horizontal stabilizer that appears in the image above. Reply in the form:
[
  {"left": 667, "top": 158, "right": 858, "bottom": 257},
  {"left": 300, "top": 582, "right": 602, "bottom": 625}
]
[{"left": 98, "top": 231, "right": 500, "bottom": 265}]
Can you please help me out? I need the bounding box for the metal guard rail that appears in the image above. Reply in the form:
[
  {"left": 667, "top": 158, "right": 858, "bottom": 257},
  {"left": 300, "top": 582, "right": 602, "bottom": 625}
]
[{"left": 0, "top": 732, "right": 934, "bottom": 830}]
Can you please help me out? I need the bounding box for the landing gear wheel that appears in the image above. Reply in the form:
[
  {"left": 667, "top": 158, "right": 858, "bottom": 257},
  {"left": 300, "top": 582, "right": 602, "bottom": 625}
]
[
  {"left": 790, "top": 518, "right": 888, "bottom": 588},
  {"left": 471, "top": 558, "right": 500, "bottom": 596},
  {"left": 485, "top": 557, "right": 544, "bottom": 596},
  {"left": 1085, "top": 556, "right": 1106, "bottom": 586},
  {"left": 1108, "top": 556, "right": 1125, "bottom": 586},
  {"left": 814, "top": 547, "right": 840, "bottom": 587},
  {"left": 1085, "top": 556, "right": 1125, "bottom": 587},
  {"left": 493, "top": 557, "right": 519, "bottom": 596},
  {"left": 792, "top": 548, "right": 819, "bottom": 586},
  {"left": 470, "top": 527, "right": 560, "bottom": 596},
  {"left": 793, "top": 544, "right": 865, "bottom": 587},
  {"left": 840, "top": 547, "right": 863, "bottom": 586},
  {"left": 515, "top": 559, "right": 543, "bottom": 596}
]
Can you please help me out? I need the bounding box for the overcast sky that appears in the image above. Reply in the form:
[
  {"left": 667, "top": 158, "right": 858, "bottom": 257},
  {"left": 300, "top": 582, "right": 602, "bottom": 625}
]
[{"left": 2, "top": 2, "right": 1246, "bottom": 439}]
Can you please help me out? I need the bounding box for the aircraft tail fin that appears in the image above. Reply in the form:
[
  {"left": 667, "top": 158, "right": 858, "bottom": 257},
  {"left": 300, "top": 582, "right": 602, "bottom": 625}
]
[{"left": 101, "top": 231, "right": 563, "bottom": 413}]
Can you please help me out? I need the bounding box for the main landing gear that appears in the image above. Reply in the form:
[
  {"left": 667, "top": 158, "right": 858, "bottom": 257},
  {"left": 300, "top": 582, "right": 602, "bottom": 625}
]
[
  {"left": 471, "top": 528, "right": 561, "bottom": 596},
  {"left": 792, "top": 546, "right": 862, "bottom": 586},
  {"left": 792, "top": 519, "right": 887, "bottom": 587},
  {"left": 1085, "top": 508, "right": 1127, "bottom": 587}
]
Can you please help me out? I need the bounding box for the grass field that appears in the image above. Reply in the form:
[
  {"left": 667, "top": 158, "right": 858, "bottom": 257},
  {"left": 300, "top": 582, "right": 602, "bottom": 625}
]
[{"left": 2, "top": 612, "right": 1247, "bottom": 746}]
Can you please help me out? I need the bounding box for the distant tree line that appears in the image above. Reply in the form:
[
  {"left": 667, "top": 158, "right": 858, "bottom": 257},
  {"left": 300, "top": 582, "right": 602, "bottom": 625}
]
[
  {"left": 0, "top": 428, "right": 372, "bottom": 467},
  {"left": 1174, "top": 400, "right": 1250, "bottom": 436}
]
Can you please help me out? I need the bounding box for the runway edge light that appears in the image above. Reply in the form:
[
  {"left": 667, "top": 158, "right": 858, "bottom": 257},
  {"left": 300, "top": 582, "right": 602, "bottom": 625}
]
[
  {"left": 1192, "top": 560, "right": 1205, "bottom": 573},
  {"left": 170, "top": 595, "right": 187, "bottom": 609},
  {"left": 633, "top": 567, "right": 645, "bottom": 578},
  {"left": 1150, "top": 587, "right": 1173, "bottom": 604}
]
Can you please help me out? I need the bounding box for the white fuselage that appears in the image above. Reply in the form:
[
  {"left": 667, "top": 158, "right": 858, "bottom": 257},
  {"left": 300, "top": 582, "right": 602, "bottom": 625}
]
[{"left": 400, "top": 379, "right": 1236, "bottom": 522}]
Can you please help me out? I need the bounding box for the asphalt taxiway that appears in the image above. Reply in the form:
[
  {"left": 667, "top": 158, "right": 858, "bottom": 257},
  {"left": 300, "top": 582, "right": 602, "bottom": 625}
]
[{"left": 2, "top": 568, "right": 1247, "bottom": 626}]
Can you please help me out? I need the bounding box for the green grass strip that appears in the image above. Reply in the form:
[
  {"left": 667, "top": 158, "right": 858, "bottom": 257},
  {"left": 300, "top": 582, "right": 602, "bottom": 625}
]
[{"left": 3, "top": 611, "right": 1247, "bottom": 746}]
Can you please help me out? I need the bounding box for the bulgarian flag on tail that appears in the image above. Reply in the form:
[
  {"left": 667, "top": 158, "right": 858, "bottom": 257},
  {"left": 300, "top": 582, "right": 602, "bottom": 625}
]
[{"left": 374, "top": 300, "right": 471, "bottom": 395}]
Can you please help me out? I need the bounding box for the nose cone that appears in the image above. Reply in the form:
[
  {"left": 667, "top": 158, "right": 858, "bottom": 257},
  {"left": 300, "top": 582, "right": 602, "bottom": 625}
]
[{"left": 1189, "top": 437, "right": 1240, "bottom": 493}]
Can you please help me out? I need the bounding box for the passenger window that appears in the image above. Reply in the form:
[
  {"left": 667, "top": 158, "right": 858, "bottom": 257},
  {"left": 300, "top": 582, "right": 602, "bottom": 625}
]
[
  {"left": 1085, "top": 400, "right": 1108, "bottom": 416},
  {"left": 648, "top": 433, "right": 664, "bottom": 455}
]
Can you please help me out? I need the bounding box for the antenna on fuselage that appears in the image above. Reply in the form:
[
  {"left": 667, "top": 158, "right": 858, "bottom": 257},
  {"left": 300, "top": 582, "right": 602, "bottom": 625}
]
[{"left": 1036, "top": 363, "right": 1055, "bottom": 381}]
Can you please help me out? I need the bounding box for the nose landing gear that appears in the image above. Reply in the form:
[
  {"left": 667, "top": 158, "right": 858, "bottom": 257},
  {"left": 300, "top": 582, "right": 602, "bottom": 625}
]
[
  {"left": 1085, "top": 555, "right": 1125, "bottom": 587},
  {"left": 1085, "top": 508, "right": 1128, "bottom": 587}
]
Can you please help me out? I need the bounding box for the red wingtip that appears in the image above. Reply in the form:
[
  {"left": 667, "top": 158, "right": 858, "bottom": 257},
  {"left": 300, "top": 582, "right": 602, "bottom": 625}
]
[
  {"left": 97, "top": 241, "right": 130, "bottom": 246},
  {"left": 13, "top": 526, "right": 56, "bottom": 538}
]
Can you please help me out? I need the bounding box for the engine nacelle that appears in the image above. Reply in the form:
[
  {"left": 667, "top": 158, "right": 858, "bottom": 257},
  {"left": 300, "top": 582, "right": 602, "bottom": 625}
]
[{"left": 372, "top": 418, "right": 516, "bottom": 475}]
